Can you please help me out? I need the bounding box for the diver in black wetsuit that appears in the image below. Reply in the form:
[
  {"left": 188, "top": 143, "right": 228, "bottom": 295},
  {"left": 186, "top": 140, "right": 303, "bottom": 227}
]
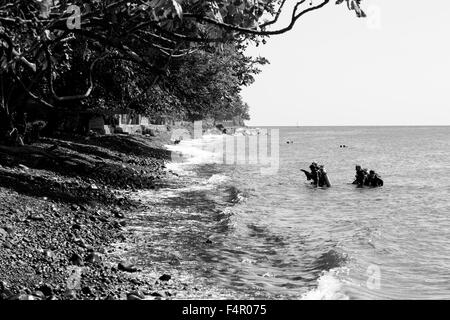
[
  {"left": 301, "top": 162, "right": 319, "bottom": 186},
  {"left": 366, "top": 170, "right": 384, "bottom": 187},
  {"left": 353, "top": 165, "right": 367, "bottom": 187},
  {"left": 353, "top": 166, "right": 384, "bottom": 187}
]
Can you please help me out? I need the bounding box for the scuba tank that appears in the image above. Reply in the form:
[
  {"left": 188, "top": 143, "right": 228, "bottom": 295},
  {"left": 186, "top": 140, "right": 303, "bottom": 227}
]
[{"left": 319, "top": 166, "right": 332, "bottom": 188}]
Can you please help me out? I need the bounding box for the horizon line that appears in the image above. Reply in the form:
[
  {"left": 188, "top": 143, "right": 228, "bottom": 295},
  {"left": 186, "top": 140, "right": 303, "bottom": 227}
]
[{"left": 245, "top": 124, "right": 450, "bottom": 127}]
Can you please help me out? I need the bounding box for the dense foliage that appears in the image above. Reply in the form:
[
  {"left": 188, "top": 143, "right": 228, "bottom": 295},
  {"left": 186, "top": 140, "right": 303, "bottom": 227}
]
[{"left": 0, "top": 0, "right": 365, "bottom": 143}]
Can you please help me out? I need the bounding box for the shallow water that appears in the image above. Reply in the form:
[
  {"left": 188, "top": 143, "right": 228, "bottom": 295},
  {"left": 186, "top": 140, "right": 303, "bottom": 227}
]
[{"left": 124, "top": 126, "right": 450, "bottom": 299}]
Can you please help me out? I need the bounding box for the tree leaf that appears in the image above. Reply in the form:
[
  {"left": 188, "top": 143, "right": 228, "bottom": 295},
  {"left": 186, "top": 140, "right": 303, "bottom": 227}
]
[{"left": 35, "top": 0, "right": 52, "bottom": 19}]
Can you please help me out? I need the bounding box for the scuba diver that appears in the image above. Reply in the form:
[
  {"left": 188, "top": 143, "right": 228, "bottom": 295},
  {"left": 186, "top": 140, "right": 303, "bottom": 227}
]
[
  {"left": 353, "top": 165, "right": 367, "bottom": 187},
  {"left": 301, "top": 162, "right": 319, "bottom": 186},
  {"left": 301, "top": 162, "right": 331, "bottom": 187},
  {"left": 353, "top": 165, "right": 384, "bottom": 187},
  {"left": 366, "top": 170, "right": 384, "bottom": 187}
]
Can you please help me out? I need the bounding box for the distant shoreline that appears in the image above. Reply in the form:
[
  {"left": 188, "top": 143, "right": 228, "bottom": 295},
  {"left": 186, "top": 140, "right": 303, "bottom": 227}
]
[{"left": 246, "top": 124, "right": 450, "bottom": 127}]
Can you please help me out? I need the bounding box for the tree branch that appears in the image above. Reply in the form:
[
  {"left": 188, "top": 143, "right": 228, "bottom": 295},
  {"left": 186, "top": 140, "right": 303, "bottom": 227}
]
[
  {"left": 45, "top": 44, "right": 109, "bottom": 101},
  {"left": 260, "top": 0, "right": 288, "bottom": 28},
  {"left": 13, "top": 72, "right": 55, "bottom": 109},
  {"left": 183, "top": 0, "right": 330, "bottom": 36}
]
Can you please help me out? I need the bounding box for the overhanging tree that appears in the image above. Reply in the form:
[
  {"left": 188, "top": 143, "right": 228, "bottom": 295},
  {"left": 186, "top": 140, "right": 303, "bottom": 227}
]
[{"left": 0, "top": 0, "right": 366, "bottom": 144}]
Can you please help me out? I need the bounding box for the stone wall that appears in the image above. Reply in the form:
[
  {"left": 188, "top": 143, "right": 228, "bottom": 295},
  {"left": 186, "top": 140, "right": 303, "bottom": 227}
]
[{"left": 144, "top": 124, "right": 168, "bottom": 132}]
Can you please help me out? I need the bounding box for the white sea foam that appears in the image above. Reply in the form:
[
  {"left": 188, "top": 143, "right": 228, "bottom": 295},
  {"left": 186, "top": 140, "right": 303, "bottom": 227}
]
[
  {"left": 206, "top": 174, "right": 230, "bottom": 185},
  {"left": 301, "top": 269, "right": 349, "bottom": 300},
  {"left": 165, "top": 134, "right": 224, "bottom": 172},
  {"left": 163, "top": 135, "right": 234, "bottom": 194}
]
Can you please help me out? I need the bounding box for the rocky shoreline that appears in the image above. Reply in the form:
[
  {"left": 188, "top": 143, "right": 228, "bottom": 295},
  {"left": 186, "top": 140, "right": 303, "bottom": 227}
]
[{"left": 0, "top": 131, "right": 201, "bottom": 300}]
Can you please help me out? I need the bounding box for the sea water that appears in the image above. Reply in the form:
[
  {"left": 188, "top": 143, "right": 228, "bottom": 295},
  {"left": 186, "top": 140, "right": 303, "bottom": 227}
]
[{"left": 125, "top": 126, "right": 450, "bottom": 300}]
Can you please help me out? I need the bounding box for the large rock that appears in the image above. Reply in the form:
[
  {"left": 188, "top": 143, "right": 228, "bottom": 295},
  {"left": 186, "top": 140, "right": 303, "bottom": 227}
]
[
  {"left": 118, "top": 262, "right": 139, "bottom": 273},
  {"left": 64, "top": 289, "right": 77, "bottom": 299},
  {"left": 81, "top": 286, "right": 94, "bottom": 296},
  {"left": 27, "top": 214, "right": 45, "bottom": 221},
  {"left": 69, "top": 253, "right": 84, "bottom": 266},
  {"left": 127, "top": 291, "right": 145, "bottom": 300},
  {"left": 38, "top": 284, "right": 53, "bottom": 297},
  {"left": 159, "top": 274, "right": 171, "bottom": 281},
  {"left": 8, "top": 294, "right": 37, "bottom": 300},
  {"left": 32, "top": 291, "right": 46, "bottom": 299},
  {"left": 150, "top": 291, "right": 163, "bottom": 297}
]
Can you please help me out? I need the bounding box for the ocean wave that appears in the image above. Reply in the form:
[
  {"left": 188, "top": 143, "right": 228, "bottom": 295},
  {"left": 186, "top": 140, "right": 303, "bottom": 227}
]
[
  {"left": 164, "top": 161, "right": 197, "bottom": 177},
  {"left": 312, "top": 249, "right": 349, "bottom": 272},
  {"left": 301, "top": 269, "right": 350, "bottom": 300}
]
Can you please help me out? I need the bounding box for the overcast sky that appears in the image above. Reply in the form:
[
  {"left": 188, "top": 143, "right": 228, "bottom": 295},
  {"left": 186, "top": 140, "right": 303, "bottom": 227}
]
[{"left": 241, "top": 0, "right": 450, "bottom": 126}]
